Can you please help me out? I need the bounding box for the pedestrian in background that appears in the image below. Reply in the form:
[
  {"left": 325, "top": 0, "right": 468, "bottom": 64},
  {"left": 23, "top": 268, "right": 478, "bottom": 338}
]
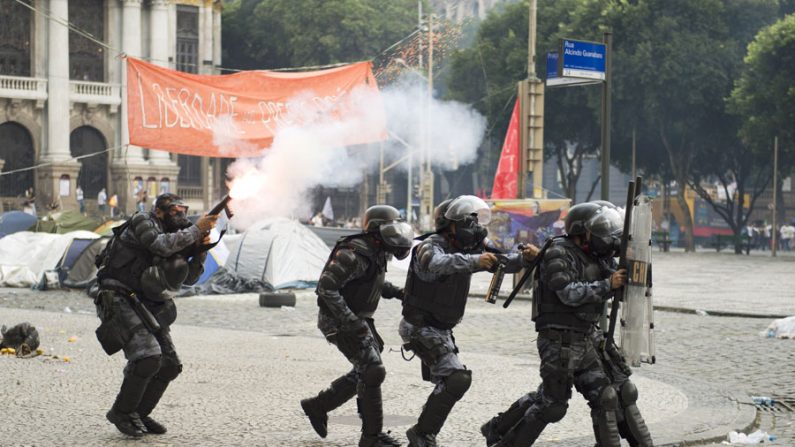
[
  {"left": 109, "top": 194, "right": 118, "bottom": 218},
  {"left": 781, "top": 222, "right": 794, "bottom": 251},
  {"left": 98, "top": 188, "right": 108, "bottom": 216},
  {"left": 76, "top": 186, "right": 85, "bottom": 214}
]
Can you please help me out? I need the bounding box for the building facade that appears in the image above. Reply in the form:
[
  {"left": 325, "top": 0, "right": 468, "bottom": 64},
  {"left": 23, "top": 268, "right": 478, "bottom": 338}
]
[{"left": 0, "top": 0, "right": 223, "bottom": 216}]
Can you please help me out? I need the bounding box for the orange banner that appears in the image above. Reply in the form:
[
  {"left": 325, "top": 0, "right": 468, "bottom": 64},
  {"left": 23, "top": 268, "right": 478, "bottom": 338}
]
[{"left": 126, "top": 57, "right": 387, "bottom": 157}]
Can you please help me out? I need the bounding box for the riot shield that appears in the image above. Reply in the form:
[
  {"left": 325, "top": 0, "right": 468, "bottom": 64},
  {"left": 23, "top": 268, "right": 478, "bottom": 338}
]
[{"left": 619, "top": 193, "right": 656, "bottom": 366}]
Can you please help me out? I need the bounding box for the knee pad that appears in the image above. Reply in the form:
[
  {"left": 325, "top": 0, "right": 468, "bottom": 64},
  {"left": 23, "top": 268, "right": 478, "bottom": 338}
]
[
  {"left": 539, "top": 402, "right": 567, "bottom": 423},
  {"left": 129, "top": 355, "right": 162, "bottom": 379},
  {"left": 443, "top": 370, "right": 472, "bottom": 399},
  {"left": 156, "top": 355, "right": 182, "bottom": 382},
  {"left": 599, "top": 386, "right": 619, "bottom": 411},
  {"left": 360, "top": 363, "right": 386, "bottom": 387},
  {"left": 619, "top": 381, "right": 638, "bottom": 406}
]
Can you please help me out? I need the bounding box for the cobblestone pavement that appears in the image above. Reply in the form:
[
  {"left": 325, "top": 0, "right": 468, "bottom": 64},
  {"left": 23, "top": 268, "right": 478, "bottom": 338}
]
[{"left": 1, "top": 251, "right": 794, "bottom": 446}]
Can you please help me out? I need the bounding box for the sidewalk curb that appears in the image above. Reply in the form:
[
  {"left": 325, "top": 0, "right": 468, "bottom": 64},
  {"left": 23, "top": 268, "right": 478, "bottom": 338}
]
[{"left": 468, "top": 293, "right": 788, "bottom": 320}]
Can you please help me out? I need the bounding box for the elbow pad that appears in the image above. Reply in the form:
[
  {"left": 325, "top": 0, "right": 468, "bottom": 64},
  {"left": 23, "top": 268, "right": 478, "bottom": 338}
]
[
  {"left": 543, "top": 246, "right": 574, "bottom": 291},
  {"left": 318, "top": 248, "right": 360, "bottom": 292}
]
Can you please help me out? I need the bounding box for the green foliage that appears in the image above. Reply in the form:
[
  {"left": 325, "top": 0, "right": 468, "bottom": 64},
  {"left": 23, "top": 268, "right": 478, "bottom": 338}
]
[
  {"left": 222, "top": 0, "right": 421, "bottom": 70},
  {"left": 730, "top": 13, "right": 795, "bottom": 166},
  {"left": 445, "top": 0, "right": 605, "bottom": 195}
]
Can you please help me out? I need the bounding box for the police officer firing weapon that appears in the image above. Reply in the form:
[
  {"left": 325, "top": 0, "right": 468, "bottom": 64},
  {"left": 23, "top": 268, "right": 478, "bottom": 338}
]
[
  {"left": 399, "top": 195, "right": 539, "bottom": 447},
  {"left": 481, "top": 200, "right": 653, "bottom": 447},
  {"left": 93, "top": 193, "right": 218, "bottom": 437},
  {"left": 301, "top": 205, "right": 413, "bottom": 447}
]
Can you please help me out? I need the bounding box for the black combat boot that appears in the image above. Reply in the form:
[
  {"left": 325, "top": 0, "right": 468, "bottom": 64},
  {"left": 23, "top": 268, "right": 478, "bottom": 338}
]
[
  {"left": 360, "top": 431, "right": 402, "bottom": 446},
  {"left": 481, "top": 395, "right": 535, "bottom": 446},
  {"left": 406, "top": 425, "right": 438, "bottom": 447},
  {"left": 301, "top": 375, "right": 358, "bottom": 438},
  {"left": 137, "top": 378, "right": 170, "bottom": 434},
  {"left": 106, "top": 409, "right": 146, "bottom": 437},
  {"left": 107, "top": 364, "right": 155, "bottom": 436}
]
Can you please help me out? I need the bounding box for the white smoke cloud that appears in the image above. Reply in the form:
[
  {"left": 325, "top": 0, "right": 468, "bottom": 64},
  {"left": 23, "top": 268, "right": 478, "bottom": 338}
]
[{"left": 223, "top": 74, "right": 486, "bottom": 230}]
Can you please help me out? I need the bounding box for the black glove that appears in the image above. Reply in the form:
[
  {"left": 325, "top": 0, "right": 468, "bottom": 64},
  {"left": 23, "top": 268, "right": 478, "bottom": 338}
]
[
  {"left": 381, "top": 283, "right": 404, "bottom": 300},
  {"left": 339, "top": 317, "right": 369, "bottom": 336}
]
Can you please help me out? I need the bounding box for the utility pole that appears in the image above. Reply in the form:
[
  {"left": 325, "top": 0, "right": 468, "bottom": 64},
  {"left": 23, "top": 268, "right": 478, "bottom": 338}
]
[
  {"left": 419, "top": 11, "right": 436, "bottom": 231},
  {"left": 600, "top": 31, "right": 612, "bottom": 201},
  {"left": 519, "top": 0, "right": 544, "bottom": 199},
  {"left": 631, "top": 127, "right": 636, "bottom": 179},
  {"left": 772, "top": 136, "right": 779, "bottom": 257}
]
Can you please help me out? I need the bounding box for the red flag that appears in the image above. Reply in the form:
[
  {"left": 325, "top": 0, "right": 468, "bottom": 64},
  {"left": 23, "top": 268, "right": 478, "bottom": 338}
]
[{"left": 491, "top": 99, "right": 520, "bottom": 199}]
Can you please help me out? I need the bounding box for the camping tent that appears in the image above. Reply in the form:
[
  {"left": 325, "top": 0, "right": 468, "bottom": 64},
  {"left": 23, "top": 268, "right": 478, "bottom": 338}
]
[
  {"left": 225, "top": 218, "right": 331, "bottom": 289},
  {"left": 0, "top": 211, "right": 37, "bottom": 237},
  {"left": 59, "top": 237, "right": 108, "bottom": 288},
  {"left": 31, "top": 211, "right": 100, "bottom": 234},
  {"left": 0, "top": 230, "right": 100, "bottom": 287}
]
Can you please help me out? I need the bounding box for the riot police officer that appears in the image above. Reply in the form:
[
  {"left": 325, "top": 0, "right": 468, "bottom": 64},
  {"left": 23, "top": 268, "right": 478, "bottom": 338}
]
[
  {"left": 400, "top": 195, "right": 539, "bottom": 447},
  {"left": 94, "top": 193, "right": 217, "bottom": 437},
  {"left": 481, "top": 201, "right": 653, "bottom": 447},
  {"left": 301, "top": 205, "right": 413, "bottom": 447}
]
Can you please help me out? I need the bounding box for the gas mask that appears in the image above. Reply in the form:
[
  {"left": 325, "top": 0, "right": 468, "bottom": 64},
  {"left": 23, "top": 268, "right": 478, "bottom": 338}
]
[
  {"left": 589, "top": 232, "right": 621, "bottom": 258},
  {"left": 454, "top": 215, "right": 488, "bottom": 250},
  {"left": 443, "top": 195, "right": 492, "bottom": 250},
  {"left": 162, "top": 206, "right": 192, "bottom": 232}
]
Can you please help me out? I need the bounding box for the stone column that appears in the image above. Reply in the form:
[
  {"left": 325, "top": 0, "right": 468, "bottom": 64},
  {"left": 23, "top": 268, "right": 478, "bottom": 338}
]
[
  {"left": 119, "top": 0, "right": 145, "bottom": 164},
  {"left": 111, "top": 0, "right": 151, "bottom": 215},
  {"left": 147, "top": 0, "right": 178, "bottom": 167},
  {"left": 213, "top": 4, "right": 222, "bottom": 73},
  {"left": 38, "top": 0, "right": 81, "bottom": 213},
  {"left": 45, "top": 0, "right": 70, "bottom": 162}
]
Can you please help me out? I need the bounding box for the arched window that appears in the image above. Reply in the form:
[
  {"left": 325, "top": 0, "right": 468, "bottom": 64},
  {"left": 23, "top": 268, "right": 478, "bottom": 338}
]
[
  {"left": 70, "top": 126, "right": 109, "bottom": 197},
  {"left": 0, "top": 122, "right": 35, "bottom": 197}
]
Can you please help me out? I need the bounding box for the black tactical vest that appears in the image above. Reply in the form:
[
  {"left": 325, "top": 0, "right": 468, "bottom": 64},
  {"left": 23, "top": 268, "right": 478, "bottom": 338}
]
[
  {"left": 324, "top": 235, "right": 387, "bottom": 319},
  {"left": 403, "top": 234, "right": 478, "bottom": 329},
  {"left": 535, "top": 239, "right": 608, "bottom": 332},
  {"left": 96, "top": 217, "right": 153, "bottom": 293}
]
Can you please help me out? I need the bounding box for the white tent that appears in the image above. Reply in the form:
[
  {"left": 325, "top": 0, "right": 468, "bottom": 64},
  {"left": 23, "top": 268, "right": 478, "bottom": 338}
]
[
  {"left": 225, "top": 218, "right": 331, "bottom": 289},
  {"left": 0, "top": 230, "right": 100, "bottom": 287}
]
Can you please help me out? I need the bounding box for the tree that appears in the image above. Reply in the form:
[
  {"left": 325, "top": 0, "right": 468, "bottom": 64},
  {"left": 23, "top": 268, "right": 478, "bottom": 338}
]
[
  {"left": 445, "top": 0, "right": 603, "bottom": 200},
  {"left": 731, "top": 14, "right": 795, "bottom": 173},
  {"left": 222, "top": 0, "right": 421, "bottom": 70},
  {"left": 606, "top": 0, "right": 779, "bottom": 251}
]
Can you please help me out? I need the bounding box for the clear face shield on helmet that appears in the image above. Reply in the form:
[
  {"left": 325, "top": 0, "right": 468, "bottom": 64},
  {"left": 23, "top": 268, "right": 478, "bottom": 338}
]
[
  {"left": 585, "top": 206, "right": 624, "bottom": 257},
  {"left": 378, "top": 221, "right": 414, "bottom": 260},
  {"left": 443, "top": 195, "right": 491, "bottom": 248}
]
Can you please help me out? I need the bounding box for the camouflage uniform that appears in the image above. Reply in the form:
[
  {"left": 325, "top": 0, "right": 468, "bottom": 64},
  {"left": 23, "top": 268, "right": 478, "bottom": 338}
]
[
  {"left": 400, "top": 234, "right": 526, "bottom": 446},
  {"left": 95, "top": 210, "right": 205, "bottom": 436},
  {"left": 302, "top": 233, "right": 404, "bottom": 447}
]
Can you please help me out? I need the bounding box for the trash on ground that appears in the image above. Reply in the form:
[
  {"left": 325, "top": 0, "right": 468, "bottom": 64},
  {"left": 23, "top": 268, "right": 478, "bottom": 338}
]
[
  {"left": 723, "top": 430, "right": 775, "bottom": 444},
  {"left": 67, "top": 336, "right": 78, "bottom": 343},
  {"left": 696, "top": 309, "right": 709, "bottom": 316},
  {"left": 760, "top": 315, "right": 795, "bottom": 339},
  {"left": 752, "top": 396, "right": 776, "bottom": 406},
  {"left": 0, "top": 322, "right": 40, "bottom": 356}
]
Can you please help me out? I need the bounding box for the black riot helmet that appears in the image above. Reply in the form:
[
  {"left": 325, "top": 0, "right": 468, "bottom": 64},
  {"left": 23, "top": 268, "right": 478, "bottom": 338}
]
[
  {"left": 585, "top": 204, "right": 624, "bottom": 257},
  {"left": 564, "top": 202, "right": 602, "bottom": 236},
  {"left": 155, "top": 193, "right": 191, "bottom": 232},
  {"left": 565, "top": 201, "right": 624, "bottom": 257},
  {"left": 363, "top": 205, "right": 401, "bottom": 231},
  {"left": 433, "top": 199, "right": 454, "bottom": 232},
  {"left": 363, "top": 205, "right": 413, "bottom": 260},
  {"left": 443, "top": 195, "right": 491, "bottom": 249}
]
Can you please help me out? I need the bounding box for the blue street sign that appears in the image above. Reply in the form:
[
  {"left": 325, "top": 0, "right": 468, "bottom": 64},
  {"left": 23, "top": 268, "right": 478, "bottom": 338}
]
[
  {"left": 546, "top": 51, "right": 602, "bottom": 87},
  {"left": 559, "top": 39, "right": 606, "bottom": 80}
]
